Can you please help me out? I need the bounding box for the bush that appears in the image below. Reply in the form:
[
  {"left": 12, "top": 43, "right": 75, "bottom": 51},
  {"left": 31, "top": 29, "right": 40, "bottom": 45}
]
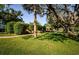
[
  {"left": 5, "top": 21, "right": 14, "bottom": 33},
  {"left": 28, "top": 23, "right": 34, "bottom": 33},
  {"left": 36, "top": 32, "right": 68, "bottom": 42},
  {"left": 14, "top": 22, "right": 25, "bottom": 35}
]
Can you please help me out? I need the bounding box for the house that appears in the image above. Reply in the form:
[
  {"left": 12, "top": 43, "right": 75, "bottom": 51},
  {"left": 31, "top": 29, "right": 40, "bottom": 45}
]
[{"left": 0, "top": 19, "right": 5, "bottom": 32}]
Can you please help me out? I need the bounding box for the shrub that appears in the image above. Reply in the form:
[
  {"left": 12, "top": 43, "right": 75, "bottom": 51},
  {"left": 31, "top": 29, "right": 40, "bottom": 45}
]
[
  {"left": 5, "top": 21, "right": 14, "bottom": 33},
  {"left": 14, "top": 22, "right": 25, "bottom": 35},
  {"left": 28, "top": 23, "right": 34, "bottom": 33}
]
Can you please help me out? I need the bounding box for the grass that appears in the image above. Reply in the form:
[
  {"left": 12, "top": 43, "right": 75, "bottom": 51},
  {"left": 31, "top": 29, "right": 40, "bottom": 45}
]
[
  {"left": 0, "top": 32, "right": 79, "bottom": 55},
  {"left": 0, "top": 32, "right": 16, "bottom": 36}
]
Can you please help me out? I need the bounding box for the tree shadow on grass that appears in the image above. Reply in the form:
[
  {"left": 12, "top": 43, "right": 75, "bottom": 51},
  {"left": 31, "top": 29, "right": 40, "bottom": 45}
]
[
  {"left": 21, "top": 32, "right": 79, "bottom": 43},
  {"left": 36, "top": 32, "right": 69, "bottom": 43},
  {"left": 22, "top": 35, "right": 33, "bottom": 40},
  {"left": 69, "top": 35, "right": 79, "bottom": 42}
]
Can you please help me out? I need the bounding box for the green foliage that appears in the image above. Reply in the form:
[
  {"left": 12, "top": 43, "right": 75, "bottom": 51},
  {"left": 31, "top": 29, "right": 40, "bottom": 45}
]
[
  {"left": 28, "top": 23, "right": 34, "bottom": 33},
  {"left": 5, "top": 21, "right": 14, "bottom": 33},
  {"left": 22, "top": 4, "right": 44, "bottom": 15},
  {"left": 42, "top": 24, "right": 46, "bottom": 32},
  {"left": 0, "top": 5, "right": 23, "bottom": 24},
  {"left": 5, "top": 9, "right": 23, "bottom": 24},
  {"left": 0, "top": 4, "right": 5, "bottom": 9},
  {"left": 27, "top": 22, "right": 44, "bottom": 33},
  {"left": 36, "top": 32, "right": 69, "bottom": 42},
  {"left": 14, "top": 22, "right": 25, "bottom": 35},
  {"left": 37, "top": 22, "right": 43, "bottom": 31}
]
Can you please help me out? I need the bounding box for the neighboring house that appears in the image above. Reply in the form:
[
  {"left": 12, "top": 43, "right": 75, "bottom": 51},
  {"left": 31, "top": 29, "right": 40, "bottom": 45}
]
[
  {"left": 0, "top": 19, "right": 5, "bottom": 32},
  {"left": 46, "top": 23, "right": 64, "bottom": 32},
  {"left": 46, "top": 24, "right": 53, "bottom": 32}
]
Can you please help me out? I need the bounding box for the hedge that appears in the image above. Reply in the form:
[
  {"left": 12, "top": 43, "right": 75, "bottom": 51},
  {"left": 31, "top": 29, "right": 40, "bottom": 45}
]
[
  {"left": 5, "top": 21, "right": 14, "bottom": 33},
  {"left": 14, "top": 22, "right": 25, "bottom": 35}
]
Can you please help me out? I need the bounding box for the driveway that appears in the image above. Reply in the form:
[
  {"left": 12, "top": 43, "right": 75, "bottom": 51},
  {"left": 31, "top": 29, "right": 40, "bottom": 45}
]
[{"left": 0, "top": 34, "right": 33, "bottom": 38}]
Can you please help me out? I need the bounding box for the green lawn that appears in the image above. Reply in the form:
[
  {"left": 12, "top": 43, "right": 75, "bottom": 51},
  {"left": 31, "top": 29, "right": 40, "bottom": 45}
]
[
  {"left": 0, "top": 32, "right": 16, "bottom": 36},
  {"left": 0, "top": 32, "right": 79, "bottom": 55}
]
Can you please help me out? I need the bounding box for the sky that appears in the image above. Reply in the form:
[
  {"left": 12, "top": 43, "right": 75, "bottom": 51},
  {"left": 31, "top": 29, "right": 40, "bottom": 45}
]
[{"left": 9, "top": 4, "right": 47, "bottom": 25}]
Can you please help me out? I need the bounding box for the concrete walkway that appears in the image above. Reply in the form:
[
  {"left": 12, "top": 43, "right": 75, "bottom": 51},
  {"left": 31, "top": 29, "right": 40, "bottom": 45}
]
[{"left": 0, "top": 34, "right": 33, "bottom": 38}]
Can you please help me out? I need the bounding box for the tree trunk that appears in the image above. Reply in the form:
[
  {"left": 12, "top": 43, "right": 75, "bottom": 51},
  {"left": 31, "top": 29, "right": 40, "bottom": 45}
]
[{"left": 34, "top": 12, "right": 37, "bottom": 37}]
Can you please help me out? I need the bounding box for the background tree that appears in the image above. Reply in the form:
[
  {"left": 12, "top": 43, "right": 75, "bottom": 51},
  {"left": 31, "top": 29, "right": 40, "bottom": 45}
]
[
  {"left": 0, "top": 4, "right": 24, "bottom": 33},
  {"left": 5, "top": 8, "right": 23, "bottom": 24},
  {"left": 22, "top": 4, "right": 44, "bottom": 37}
]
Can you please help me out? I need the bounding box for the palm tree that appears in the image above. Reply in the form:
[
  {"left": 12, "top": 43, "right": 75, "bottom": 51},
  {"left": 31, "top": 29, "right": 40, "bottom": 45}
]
[{"left": 23, "top": 4, "right": 44, "bottom": 37}]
